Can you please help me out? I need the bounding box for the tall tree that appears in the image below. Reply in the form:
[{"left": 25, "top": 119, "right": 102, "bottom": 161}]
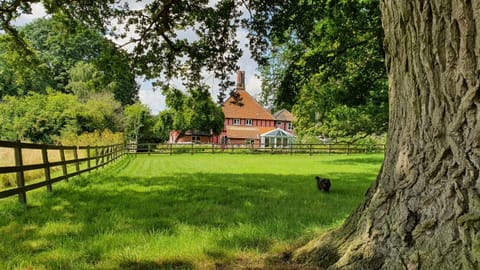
[
  {"left": 290, "top": 1, "right": 480, "bottom": 269},
  {"left": 20, "top": 17, "right": 138, "bottom": 105},
  {"left": 252, "top": 0, "right": 388, "bottom": 139},
  {"left": 162, "top": 86, "right": 225, "bottom": 142}
]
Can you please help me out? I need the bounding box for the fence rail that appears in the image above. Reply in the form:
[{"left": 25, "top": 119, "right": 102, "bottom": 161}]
[
  {"left": 0, "top": 140, "right": 125, "bottom": 204},
  {"left": 128, "top": 142, "right": 386, "bottom": 155}
]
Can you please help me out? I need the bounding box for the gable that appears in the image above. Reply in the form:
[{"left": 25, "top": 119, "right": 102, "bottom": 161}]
[
  {"left": 222, "top": 90, "right": 275, "bottom": 120},
  {"left": 273, "top": 109, "right": 295, "bottom": 121}
]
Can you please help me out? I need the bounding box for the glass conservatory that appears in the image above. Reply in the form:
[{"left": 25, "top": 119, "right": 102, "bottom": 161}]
[{"left": 260, "top": 128, "right": 296, "bottom": 148}]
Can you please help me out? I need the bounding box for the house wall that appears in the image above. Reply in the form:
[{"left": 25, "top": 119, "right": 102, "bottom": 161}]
[{"left": 224, "top": 118, "right": 276, "bottom": 127}]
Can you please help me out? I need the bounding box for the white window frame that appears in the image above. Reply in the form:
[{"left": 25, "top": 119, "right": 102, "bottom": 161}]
[
  {"left": 276, "top": 121, "right": 282, "bottom": 127},
  {"left": 233, "top": 119, "right": 241, "bottom": 125},
  {"left": 245, "top": 119, "right": 253, "bottom": 126}
]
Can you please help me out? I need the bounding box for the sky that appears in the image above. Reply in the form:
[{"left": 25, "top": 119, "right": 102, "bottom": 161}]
[{"left": 11, "top": 2, "right": 262, "bottom": 115}]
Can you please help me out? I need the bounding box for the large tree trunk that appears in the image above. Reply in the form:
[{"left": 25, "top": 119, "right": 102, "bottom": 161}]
[{"left": 292, "top": 0, "right": 480, "bottom": 269}]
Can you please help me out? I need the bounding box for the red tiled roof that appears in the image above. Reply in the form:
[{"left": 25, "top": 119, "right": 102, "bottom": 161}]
[
  {"left": 226, "top": 126, "right": 276, "bottom": 139},
  {"left": 222, "top": 90, "right": 275, "bottom": 120}
]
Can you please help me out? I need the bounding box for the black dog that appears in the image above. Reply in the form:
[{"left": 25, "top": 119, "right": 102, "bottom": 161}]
[{"left": 315, "top": 176, "right": 331, "bottom": 192}]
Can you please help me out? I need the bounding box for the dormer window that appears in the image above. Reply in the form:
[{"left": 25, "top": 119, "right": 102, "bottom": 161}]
[
  {"left": 233, "top": 119, "right": 241, "bottom": 125},
  {"left": 246, "top": 119, "right": 253, "bottom": 126}
]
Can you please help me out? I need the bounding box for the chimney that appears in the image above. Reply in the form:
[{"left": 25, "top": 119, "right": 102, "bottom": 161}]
[{"left": 236, "top": 70, "right": 245, "bottom": 90}]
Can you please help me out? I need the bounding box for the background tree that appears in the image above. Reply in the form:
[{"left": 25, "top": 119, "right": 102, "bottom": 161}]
[
  {"left": 0, "top": 91, "right": 78, "bottom": 143},
  {"left": 251, "top": 0, "right": 388, "bottom": 139},
  {"left": 20, "top": 17, "right": 138, "bottom": 105},
  {"left": 123, "top": 103, "right": 151, "bottom": 144},
  {"left": 162, "top": 86, "right": 224, "bottom": 142},
  {"left": 0, "top": 34, "right": 52, "bottom": 98}
]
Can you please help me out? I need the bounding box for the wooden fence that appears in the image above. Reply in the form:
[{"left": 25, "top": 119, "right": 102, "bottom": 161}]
[
  {"left": 128, "top": 142, "right": 386, "bottom": 155},
  {"left": 0, "top": 140, "right": 125, "bottom": 204}
]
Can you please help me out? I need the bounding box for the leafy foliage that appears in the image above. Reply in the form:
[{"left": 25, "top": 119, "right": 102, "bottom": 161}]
[
  {"left": 123, "top": 102, "right": 160, "bottom": 143},
  {"left": 20, "top": 17, "right": 138, "bottom": 105},
  {"left": 250, "top": 0, "right": 388, "bottom": 139},
  {"left": 0, "top": 91, "right": 122, "bottom": 143},
  {"left": 162, "top": 86, "right": 225, "bottom": 140}
]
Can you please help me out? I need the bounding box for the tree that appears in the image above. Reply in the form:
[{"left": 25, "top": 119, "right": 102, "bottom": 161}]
[
  {"left": 0, "top": 91, "right": 79, "bottom": 143},
  {"left": 288, "top": 1, "right": 480, "bottom": 269},
  {"left": 254, "top": 0, "right": 388, "bottom": 139},
  {"left": 123, "top": 103, "right": 151, "bottom": 144},
  {"left": 0, "top": 35, "right": 53, "bottom": 98},
  {"left": 163, "top": 86, "right": 224, "bottom": 142},
  {"left": 20, "top": 17, "right": 138, "bottom": 105}
]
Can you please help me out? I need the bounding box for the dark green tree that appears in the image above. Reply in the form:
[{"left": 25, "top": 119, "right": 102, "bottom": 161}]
[
  {"left": 19, "top": 17, "right": 138, "bottom": 105},
  {"left": 163, "top": 86, "right": 224, "bottom": 142},
  {"left": 0, "top": 34, "right": 53, "bottom": 98},
  {"left": 251, "top": 0, "right": 388, "bottom": 139}
]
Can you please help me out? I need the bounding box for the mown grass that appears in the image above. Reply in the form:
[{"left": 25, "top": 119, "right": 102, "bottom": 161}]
[{"left": 0, "top": 153, "right": 384, "bottom": 269}]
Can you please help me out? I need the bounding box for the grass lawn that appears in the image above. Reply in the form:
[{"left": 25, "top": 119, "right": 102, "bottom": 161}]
[{"left": 0, "top": 153, "right": 383, "bottom": 269}]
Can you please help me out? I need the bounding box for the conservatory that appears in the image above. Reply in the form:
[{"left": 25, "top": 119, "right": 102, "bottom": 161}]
[{"left": 260, "top": 128, "right": 296, "bottom": 148}]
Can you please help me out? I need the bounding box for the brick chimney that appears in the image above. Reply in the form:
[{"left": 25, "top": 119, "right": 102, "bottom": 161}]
[{"left": 236, "top": 70, "right": 245, "bottom": 90}]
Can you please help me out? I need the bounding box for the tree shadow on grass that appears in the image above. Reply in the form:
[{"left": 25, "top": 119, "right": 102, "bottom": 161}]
[
  {"left": 0, "top": 170, "right": 377, "bottom": 269},
  {"left": 120, "top": 259, "right": 195, "bottom": 270}
]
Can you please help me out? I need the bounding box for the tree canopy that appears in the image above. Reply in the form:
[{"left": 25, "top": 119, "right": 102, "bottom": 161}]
[
  {"left": 0, "top": 16, "right": 139, "bottom": 105},
  {"left": 253, "top": 0, "right": 388, "bottom": 139},
  {"left": 162, "top": 86, "right": 224, "bottom": 141}
]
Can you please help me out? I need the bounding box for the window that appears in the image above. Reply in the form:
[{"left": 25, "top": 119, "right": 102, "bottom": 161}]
[
  {"left": 233, "top": 119, "right": 241, "bottom": 125},
  {"left": 287, "top": 122, "right": 293, "bottom": 130},
  {"left": 192, "top": 136, "right": 200, "bottom": 144},
  {"left": 245, "top": 119, "right": 253, "bottom": 126},
  {"left": 276, "top": 121, "right": 282, "bottom": 127}
]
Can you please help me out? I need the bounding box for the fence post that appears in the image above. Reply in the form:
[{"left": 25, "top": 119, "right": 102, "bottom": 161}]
[
  {"left": 59, "top": 145, "right": 68, "bottom": 182},
  {"left": 87, "top": 146, "right": 91, "bottom": 170},
  {"left": 212, "top": 143, "right": 214, "bottom": 154},
  {"left": 95, "top": 146, "right": 99, "bottom": 167},
  {"left": 347, "top": 143, "right": 351, "bottom": 155},
  {"left": 309, "top": 144, "right": 312, "bottom": 156},
  {"left": 41, "top": 145, "right": 52, "bottom": 192},
  {"left": 170, "top": 144, "right": 173, "bottom": 155},
  {"left": 74, "top": 146, "right": 80, "bottom": 173},
  {"left": 14, "top": 141, "right": 27, "bottom": 204},
  {"left": 101, "top": 146, "right": 106, "bottom": 167}
]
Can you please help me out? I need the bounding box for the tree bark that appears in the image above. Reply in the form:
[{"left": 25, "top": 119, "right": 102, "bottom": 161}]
[{"left": 292, "top": 0, "right": 480, "bottom": 269}]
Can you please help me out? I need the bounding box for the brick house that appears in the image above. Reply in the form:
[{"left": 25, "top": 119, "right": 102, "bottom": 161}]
[
  {"left": 213, "top": 71, "right": 295, "bottom": 147},
  {"left": 170, "top": 71, "right": 296, "bottom": 147}
]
